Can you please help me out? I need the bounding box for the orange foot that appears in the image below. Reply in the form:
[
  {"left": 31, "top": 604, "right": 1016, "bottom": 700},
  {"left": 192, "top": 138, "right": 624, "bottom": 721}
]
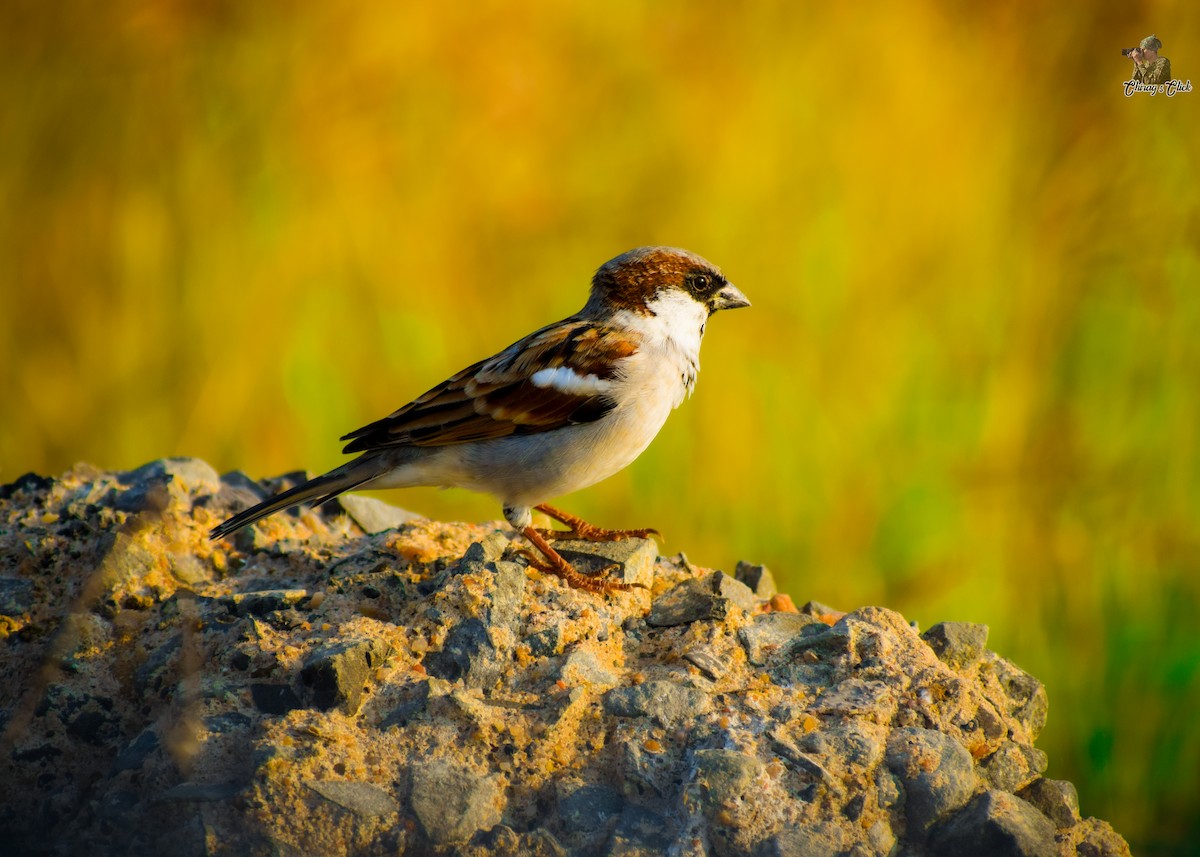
[
  {"left": 519, "top": 524, "right": 647, "bottom": 594},
  {"left": 532, "top": 503, "right": 661, "bottom": 543}
]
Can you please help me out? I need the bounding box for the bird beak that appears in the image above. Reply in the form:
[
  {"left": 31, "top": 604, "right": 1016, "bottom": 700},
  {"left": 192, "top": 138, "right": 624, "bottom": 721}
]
[{"left": 711, "top": 282, "right": 751, "bottom": 311}]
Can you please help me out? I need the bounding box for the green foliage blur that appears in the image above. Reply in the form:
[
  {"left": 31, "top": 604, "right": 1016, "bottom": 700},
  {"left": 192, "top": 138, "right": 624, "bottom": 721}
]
[{"left": 2, "top": 2, "right": 1197, "bottom": 850}]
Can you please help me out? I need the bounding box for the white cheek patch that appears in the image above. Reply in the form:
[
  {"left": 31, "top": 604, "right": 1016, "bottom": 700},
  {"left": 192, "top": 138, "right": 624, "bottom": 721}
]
[
  {"left": 530, "top": 366, "right": 614, "bottom": 396},
  {"left": 644, "top": 290, "right": 709, "bottom": 349}
]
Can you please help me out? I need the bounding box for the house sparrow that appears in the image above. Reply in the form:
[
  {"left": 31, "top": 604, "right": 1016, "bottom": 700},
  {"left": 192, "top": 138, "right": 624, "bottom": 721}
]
[{"left": 210, "top": 246, "right": 749, "bottom": 592}]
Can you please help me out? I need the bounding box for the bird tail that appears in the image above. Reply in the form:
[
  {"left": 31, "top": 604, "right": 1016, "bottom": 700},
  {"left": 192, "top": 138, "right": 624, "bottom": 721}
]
[{"left": 209, "top": 457, "right": 383, "bottom": 541}]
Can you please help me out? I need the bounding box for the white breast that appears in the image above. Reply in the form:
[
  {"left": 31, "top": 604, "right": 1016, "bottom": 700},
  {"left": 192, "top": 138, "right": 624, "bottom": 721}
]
[
  {"left": 419, "top": 292, "right": 711, "bottom": 508},
  {"left": 615, "top": 290, "right": 708, "bottom": 408}
]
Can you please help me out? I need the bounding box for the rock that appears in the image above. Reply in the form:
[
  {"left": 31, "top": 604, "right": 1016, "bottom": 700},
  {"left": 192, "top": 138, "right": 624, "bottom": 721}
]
[
  {"left": 687, "top": 749, "right": 785, "bottom": 856},
  {"left": 979, "top": 740, "right": 1047, "bottom": 793},
  {"left": 306, "top": 780, "right": 399, "bottom": 818},
  {"left": 692, "top": 748, "right": 763, "bottom": 802},
  {"left": 923, "top": 621, "right": 989, "bottom": 670},
  {"left": 488, "top": 560, "right": 526, "bottom": 628},
  {"left": 713, "top": 570, "right": 758, "bottom": 611},
  {"left": 682, "top": 643, "right": 729, "bottom": 681},
  {"left": 930, "top": 790, "right": 1057, "bottom": 857},
  {"left": 797, "top": 722, "right": 884, "bottom": 785},
  {"left": 204, "top": 711, "right": 253, "bottom": 733},
  {"left": 885, "top": 727, "right": 978, "bottom": 840},
  {"left": 168, "top": 553, "right": 211, "bottom": 586},
  {"left": 811, "top": 678, "right": 898, "bottom": 722},
  {"left": 423, "top": 618, "right": 500, "bottom": 688},
  {"left": 462, "top": 532, "right": 510, "bottom": 564},
  {"left": 604, "top": 680, "right": 711, "bottom": 728},
  {"left": 0, "top": 471, "right": 53, "bottom": 500},
  {"left": 738, "top": 611, "right": 820, "bottom": 665},
  {"left": 157, "top": 782, "right": 243, "bottom": 802},
  {"left": 0, "top": 460, "right": 1133, "bottom": 857},
  {"left": 224, "top": 588, "right": 310, "bottom": 616},
  {"left": 550, "top": 537, "right": 657, "bottom": 590},
  {"left": 755, "top": 825, "right": 842, "bottom": 857},
  {"left": 111, "top": 729, "right": 160, "bottom": 774},
  {"left": 0, "top": 576, "right": 35, "bottom": 615},
  {"left": 557, "top": 782, "right": 624, "bottom": 833},
  {"left": 1069, "top": 818, "right": 1133, "bottom": 857},
  {"left": 464, "top": 825, "right": 567, "bottom": 857},
  {"left": 646, "top": 570, "right": 753, "bottom": 627},
  {"left": 300, "top": 638, "right": 387, "bottom": 714},
  {"left": 410, "top": 760, "right": 505, "bottom": 845},
  {"left": 116, "top": 457, "right": 222, "bottom": 512},
  {"left": 379, "top": 680, "right": 432, "bottom": 729},
  {"left": 734, "top": 560, "right": 777, "bottom": 599},
  {"left": 217, "top": 470, "right": 268, "bottom": 500},
  {"left": 95, "top": 532, "right": 158, "bottom": 604},
  {"left": 333, "top": 493, "right": 420, "bottom": 534},
  {"left": 133, "top": 635, "right": 182, "bottom": 694},
  {"left": 524, "top": 626, "right": 562, "bottom": 657},
  {"left": 800, "top": 599, "right": 841, "bottom": 618},
  {"left": 250, "top": 683, "right": 303, "bottom": 715},
  {"left": 647, "top": 575, "right": 729, "bottom": 627},
  {"left": 605, "top": 805, "right": 672, "bottom": 856},
  {"left": 559, "top": 646, "right": 619, "bottom": 687},
  {"left": 984, "top": 653, "right": 1050, "bottom": 741},
  {"left": 1017, "top": 778, "right": 1080, "bottom": 828}
]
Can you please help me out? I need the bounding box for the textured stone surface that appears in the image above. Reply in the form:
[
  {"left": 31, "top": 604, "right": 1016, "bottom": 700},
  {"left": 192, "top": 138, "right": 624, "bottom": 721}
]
[
  {"left": 923, "top": 621, "right": 990, "bottom": 670},
  {"left": 929, "top": 789, "right": 1057, "bottom": 857},
  {"left": 0, "top": 461, "right": 1132, "bottom": 857}
]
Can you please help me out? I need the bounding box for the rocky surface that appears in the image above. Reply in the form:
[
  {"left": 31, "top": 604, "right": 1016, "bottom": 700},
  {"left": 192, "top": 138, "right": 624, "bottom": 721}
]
[{"left": 0, "top": 459, "right": 1131, "bottom": 857}]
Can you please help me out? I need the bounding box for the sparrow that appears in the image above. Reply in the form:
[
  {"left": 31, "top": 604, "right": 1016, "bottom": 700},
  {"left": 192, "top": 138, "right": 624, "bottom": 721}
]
[{"left": 210, "top": 246, "right": 750, "bottom": 593}]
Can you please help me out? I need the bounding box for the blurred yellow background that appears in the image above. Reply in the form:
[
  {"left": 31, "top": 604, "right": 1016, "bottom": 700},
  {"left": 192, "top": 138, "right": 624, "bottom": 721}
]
[{"left": 2, "top": 1, "right": 1197, "bottom": 851}]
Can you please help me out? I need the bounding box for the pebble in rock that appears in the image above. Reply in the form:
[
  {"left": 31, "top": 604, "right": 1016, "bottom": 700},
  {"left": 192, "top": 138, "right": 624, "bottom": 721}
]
[
  {"left": 300, "top": 638, "right": 387, "bottom": 714},
  {"left": 306, "top": 780, "right": 400, "bottom": 818},
  {"left": 738, "top": 612, "right": 820, "bottom": 666},
  {"left": 687, "top": 749, "right": 786, "bottom": 857},
  {"left": 487, "top": 561, "right": 527, "bottom": 629},
  {"left": 984, "top": 652, "right": 1049, "bottom": 740},
  {"left": 559, "top": 646, "right": 619, "bottom": 687},
  {"left": 556, "top": 782, "right": 625, "bottom": 835},
  {"left": 605, "top": 804, "right": 672, "bottom": 857},
  {"left": 930, "top": 789, "right": 1057, "bottom": 857},
  {"left": 410, "top": 759, "right": 505, "bottom": 846},
  {"left": 733, "top": 560, "right": 777, "bottom": 599},
  {"left": 462, "top": 532, "right": 512, "bottom": 565},
  {"left": 250, "top": 683, "right": 303, "bottom": 715},
  {"left": 604, "top": 680, "right": 711, "bottom": 729},
  {"left": 923, "top": 621, "right": 990, "bottom": 670},
  {"left": 379, "top": 680, "right": 432, "bottom": 730},
  {"left": 332, "top": 493, "right": 421, "bottom": 534},
  {"left": 646, "top": 571, "right": 755, "bottom": 627},
  {"left": 115, "top": 457, "right": 222, "bottom": 513},
  {"left": 0, "top": 576, "right": 35, "bottom": 616},
  {"left": 423, "top": 618, "right": 502, "bottom": 688},
  {"left": 979, "top": 740, "right": 1048, "bottom": 793},
  {"left": 1018, "top": 778, "right": 1081, "bottom": 829},
  {"left": 885, "top": 727, "right": 978, "bottom": 840}
]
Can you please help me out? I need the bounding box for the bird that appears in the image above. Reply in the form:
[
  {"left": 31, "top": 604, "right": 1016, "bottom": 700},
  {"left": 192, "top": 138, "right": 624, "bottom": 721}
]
[{"left": 209, "top": 246, "right": 749, "bottom": 593}]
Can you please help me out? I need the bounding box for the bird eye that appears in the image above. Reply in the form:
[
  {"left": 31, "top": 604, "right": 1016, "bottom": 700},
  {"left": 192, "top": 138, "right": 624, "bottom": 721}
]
[{"left": 688, "top": 273, "right": 712, "bottom": 293}]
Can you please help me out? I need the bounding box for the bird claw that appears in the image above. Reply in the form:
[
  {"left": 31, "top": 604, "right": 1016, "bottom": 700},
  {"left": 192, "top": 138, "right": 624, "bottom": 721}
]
[
  {"left": 515, "top": 546, "right": 646, "bottom": 594},
  {"left": 533, "top": 504, "right": 661, "bottom": 544}
]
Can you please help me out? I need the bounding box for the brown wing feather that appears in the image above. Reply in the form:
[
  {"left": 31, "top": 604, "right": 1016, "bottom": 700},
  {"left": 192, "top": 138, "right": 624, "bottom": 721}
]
[{"left": 340, "top": 319, "right": 639, "bottom": 453}]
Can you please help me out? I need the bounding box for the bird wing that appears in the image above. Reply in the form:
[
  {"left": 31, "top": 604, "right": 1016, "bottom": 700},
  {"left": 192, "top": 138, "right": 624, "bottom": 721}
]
[{"left": 340, "top": 318, "right": 639, "bottom": 452}]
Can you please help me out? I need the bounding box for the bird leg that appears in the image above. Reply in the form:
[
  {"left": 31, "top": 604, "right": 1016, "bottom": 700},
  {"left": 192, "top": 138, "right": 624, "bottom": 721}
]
[
  {"left": 518, "top": 526, "right": 646, "bottom": 593},
  {"left": 532, "top": 503, "right": 660, "bottom": 543}
]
